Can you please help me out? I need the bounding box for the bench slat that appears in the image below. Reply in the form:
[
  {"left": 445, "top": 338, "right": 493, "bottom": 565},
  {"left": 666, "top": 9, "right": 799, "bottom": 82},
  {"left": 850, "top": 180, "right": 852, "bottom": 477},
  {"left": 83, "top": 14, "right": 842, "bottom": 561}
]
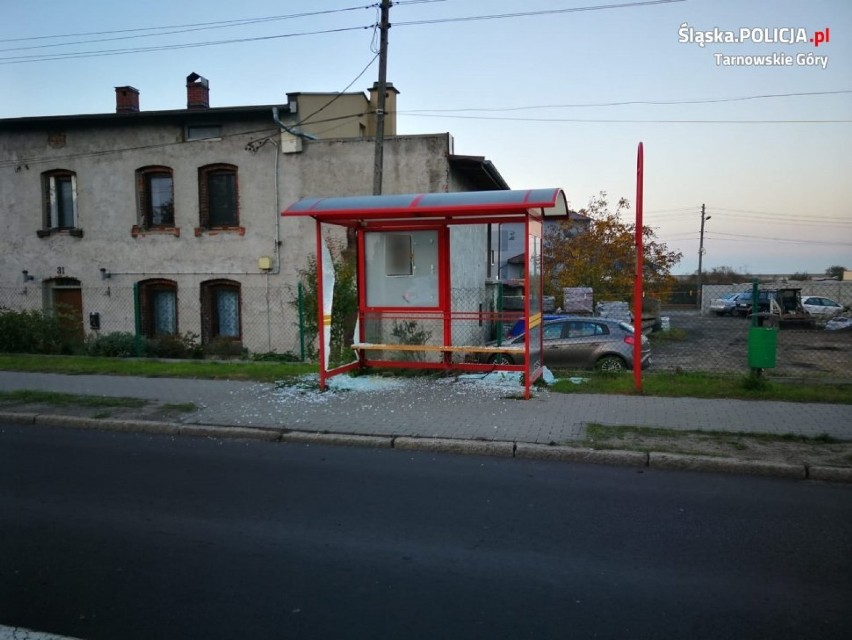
[{"left": 352, "top": 343, "right": 523, "bottom": 354}]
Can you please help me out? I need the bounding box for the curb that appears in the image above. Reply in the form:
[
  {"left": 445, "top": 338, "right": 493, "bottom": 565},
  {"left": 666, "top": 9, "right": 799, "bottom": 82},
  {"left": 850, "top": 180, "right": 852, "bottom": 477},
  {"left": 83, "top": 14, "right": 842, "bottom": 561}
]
[
  {"left": 649, "top": 452, "right": 806, "bottom": 479},
  {"left": 808, "top": 465, "right": 852, "bottom": 483},
  {"left": 516, "top": 442, "right": 648, "bottom": 467},
  {"left": 31, "top": 414, "right": 181, "bottom": 436},
  {"left": 179, "top": 424, "right": 280, "bottom": 441},
  {"left": 395, "top": 437, "right": 514, "bottom": 457},
  {"left": 281, "top": 431, "right": 393, "bottom": 449},
  {"left": 3, "top": 412, "right": 851, "bottom": 484}
]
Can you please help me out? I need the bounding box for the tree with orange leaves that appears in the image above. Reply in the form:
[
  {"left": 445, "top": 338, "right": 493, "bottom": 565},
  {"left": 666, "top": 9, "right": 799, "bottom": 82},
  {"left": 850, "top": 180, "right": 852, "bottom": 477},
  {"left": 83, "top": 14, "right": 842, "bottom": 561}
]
[{"left": 543, "top": 192, "right": 682, "bottom": 307}]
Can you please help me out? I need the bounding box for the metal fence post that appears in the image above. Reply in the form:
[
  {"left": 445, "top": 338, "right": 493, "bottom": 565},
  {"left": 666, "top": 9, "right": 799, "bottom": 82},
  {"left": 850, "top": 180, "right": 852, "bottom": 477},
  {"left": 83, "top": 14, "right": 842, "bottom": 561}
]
[
  {"left": 496, "top": 281, "right": 504, "bottom": 346},
  {"left": 132, "top": 282, "right": 143, "bottom": 357},
  {"left": 751, "top": 280, "right": 759, "bottom": 327},
  {"left": 298, "top": 281, "right": 306, "bottom": 362}
]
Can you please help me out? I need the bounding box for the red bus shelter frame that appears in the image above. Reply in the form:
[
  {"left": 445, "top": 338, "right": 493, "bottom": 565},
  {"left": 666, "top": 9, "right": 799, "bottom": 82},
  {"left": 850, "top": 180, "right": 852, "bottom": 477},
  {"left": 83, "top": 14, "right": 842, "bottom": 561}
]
[{"left": 282, "top": 188, "right": 569, "bottom": 399}]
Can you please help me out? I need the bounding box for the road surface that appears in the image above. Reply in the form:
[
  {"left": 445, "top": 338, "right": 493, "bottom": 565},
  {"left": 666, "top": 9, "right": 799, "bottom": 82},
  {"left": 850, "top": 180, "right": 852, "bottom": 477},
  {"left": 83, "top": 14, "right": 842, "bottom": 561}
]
[{"left": 2, "top": 423, "right": 850, "bottom": 639}]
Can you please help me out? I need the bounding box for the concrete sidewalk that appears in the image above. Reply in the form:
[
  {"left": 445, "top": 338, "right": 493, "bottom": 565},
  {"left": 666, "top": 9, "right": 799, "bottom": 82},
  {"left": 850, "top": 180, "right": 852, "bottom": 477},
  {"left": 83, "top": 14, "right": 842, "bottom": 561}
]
[{"left": 1, "top": 371, "right": 850, "bottom": 444}]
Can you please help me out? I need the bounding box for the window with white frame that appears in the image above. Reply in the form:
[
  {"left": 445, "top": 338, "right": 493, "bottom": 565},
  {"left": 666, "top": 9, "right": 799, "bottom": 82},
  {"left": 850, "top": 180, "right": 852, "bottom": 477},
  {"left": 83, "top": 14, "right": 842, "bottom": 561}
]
[
  {"left": 41, "top": 169, "right": 78, "bottom": 232},
  {"left": 200, "top": 279, "right": 241, "bottom": 343},
  {"left": 138, "top": 279, "right": 178, "bottom": 337},
  {"left": 136, "top": 166, "right": 175, "bottom": 228}
]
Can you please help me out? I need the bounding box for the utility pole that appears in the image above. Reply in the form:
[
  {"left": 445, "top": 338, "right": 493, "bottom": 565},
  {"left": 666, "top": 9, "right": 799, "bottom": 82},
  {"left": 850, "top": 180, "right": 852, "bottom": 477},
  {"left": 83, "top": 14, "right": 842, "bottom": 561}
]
[
  {"left": 696, "top": 204, "right": 711, "bottom": 309},
  {"left": 372, "top": 0, "right": 391, "bottom": 196}
]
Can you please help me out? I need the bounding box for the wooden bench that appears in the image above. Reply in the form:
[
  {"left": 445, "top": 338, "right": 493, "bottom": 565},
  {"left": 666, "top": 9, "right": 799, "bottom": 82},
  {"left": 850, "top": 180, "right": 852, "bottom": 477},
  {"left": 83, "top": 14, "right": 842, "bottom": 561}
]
[{"left": 351, "top": 343, "right": 524, "bottom": 355}]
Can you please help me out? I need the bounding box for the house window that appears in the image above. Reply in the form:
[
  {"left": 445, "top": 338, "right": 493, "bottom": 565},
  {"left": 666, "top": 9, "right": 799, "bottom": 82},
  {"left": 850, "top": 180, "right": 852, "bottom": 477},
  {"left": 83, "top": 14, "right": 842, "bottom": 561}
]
[
  {"left": 41, "top": 169, "right": 78, "bottom": 231},
  {"left": 138, "top": 279, "right": 178, "bottom": 337},
  {"left": 199, "top": 164, "right": 239, "bottom": 228},
  {"left": 187, "top": 125, "right": 222, "bottom": 141},
  {"left": 136, "top": 166, "right": 174, "bottom": 228},
  {"left": 200, "top": 280, "right": 241, "bottom": 343}
]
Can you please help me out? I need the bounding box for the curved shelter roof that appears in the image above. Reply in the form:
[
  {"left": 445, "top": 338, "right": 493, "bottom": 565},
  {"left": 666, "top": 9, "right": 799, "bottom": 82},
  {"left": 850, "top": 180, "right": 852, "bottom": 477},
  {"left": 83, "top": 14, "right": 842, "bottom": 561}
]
[{"left": 282, "top": 188, "right": 568, "bottom": 226}]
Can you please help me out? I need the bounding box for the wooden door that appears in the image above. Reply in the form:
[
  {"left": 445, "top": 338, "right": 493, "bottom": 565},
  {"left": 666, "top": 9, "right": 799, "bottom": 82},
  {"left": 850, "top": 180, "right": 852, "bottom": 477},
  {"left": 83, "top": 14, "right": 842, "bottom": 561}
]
[{"left": 53, "top": 287, "right": 84, "bottom": 342}]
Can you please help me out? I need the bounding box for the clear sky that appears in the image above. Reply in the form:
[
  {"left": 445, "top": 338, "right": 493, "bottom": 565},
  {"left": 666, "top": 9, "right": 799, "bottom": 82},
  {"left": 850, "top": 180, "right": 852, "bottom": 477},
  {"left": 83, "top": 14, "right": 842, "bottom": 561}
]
[{"left": 2, "top": 0, "right": 850, "bottom": 276}]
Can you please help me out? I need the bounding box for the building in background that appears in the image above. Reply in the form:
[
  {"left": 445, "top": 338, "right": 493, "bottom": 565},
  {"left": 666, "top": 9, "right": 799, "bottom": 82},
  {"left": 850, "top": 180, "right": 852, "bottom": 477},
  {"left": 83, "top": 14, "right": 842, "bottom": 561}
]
[{"left": 0, "top": 73, "right": 508, "bottom": 356}]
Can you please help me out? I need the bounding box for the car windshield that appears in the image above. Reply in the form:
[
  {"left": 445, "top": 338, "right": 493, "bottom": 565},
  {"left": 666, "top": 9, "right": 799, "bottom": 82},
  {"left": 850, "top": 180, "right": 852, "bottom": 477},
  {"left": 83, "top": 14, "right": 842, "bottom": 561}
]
[{"left": 617, "top": 321, "right": 634, "bottom": 333}]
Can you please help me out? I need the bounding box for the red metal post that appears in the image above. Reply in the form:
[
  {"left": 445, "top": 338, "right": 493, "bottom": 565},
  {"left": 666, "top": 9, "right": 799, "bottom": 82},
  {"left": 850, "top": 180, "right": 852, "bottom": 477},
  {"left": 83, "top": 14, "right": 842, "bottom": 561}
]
[
  {"left": 316, "top": 219, "right": 328, "bottom": 391},
  {"left": 357, "top": 227, "right": 367, "bottom": 344},
  {"left": 440, "top": 225, "right": 452, "bottom": 366},
  {"left": 633, "top": 142, "right": 644, "bottom": 392}
]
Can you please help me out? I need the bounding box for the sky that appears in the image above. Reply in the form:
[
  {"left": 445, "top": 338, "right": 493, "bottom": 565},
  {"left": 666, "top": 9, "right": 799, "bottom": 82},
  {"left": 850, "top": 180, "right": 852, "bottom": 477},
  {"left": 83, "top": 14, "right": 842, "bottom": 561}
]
[{"left": 1, "top": 0, "right": 850, "bottom": 276}]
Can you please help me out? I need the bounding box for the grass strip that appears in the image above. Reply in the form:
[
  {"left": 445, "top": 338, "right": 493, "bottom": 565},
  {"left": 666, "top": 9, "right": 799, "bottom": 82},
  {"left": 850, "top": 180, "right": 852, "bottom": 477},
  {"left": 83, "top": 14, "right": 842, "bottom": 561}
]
[
  {"left": 0, "top": 389, "right": 147, "bottom": 408},
  {"left": 584, "top": 423, "right": 840, "bottom": 445},
  {"left": 0, "top": 354, "right": 316, "bottom": 383},
  {"left": 550, "top": 370, "right": 852, "bottom": 404}
]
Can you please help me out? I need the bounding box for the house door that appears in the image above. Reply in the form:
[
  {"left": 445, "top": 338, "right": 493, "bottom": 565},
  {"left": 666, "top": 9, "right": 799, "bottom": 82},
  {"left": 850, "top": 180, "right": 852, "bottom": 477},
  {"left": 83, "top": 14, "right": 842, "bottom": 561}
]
[{"left": 52, "top": 282, "right": 84, "bottom": 342}]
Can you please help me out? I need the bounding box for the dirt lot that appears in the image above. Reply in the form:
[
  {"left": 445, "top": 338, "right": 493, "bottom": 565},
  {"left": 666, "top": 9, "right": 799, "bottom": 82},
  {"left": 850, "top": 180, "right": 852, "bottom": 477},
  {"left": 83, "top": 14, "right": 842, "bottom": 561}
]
[{"left": 652, "top": 311, "right": 852, "bottom": 379}]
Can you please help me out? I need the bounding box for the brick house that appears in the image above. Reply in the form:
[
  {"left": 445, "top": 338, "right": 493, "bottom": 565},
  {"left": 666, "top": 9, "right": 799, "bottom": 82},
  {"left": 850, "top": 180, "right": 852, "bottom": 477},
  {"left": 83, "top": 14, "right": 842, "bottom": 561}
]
[{"left": 0, "top": 73, "right": 509, "bottom": 356}]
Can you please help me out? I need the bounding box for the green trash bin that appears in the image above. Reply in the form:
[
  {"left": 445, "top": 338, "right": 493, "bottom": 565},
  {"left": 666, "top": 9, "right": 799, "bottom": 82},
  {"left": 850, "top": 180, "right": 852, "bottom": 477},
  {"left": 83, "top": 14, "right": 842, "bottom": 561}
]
[{"left": 748, "top": 326, "right": 778, "bottom": 369}]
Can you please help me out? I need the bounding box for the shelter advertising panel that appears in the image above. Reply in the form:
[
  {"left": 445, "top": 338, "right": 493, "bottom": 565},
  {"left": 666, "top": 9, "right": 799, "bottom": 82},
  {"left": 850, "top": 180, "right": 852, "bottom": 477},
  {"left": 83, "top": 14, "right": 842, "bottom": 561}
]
[{"left": 364, "top": 230, "right": 439, "bottom": 308}]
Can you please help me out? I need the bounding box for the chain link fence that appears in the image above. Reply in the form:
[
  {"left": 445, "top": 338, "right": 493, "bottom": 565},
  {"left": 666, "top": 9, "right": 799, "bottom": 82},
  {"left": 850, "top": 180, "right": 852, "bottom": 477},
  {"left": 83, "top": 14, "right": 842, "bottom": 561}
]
[
  {"left": 1, "top": 283, "right": 307, "bottom": 359},
  {"left": 653, "top": 281, "right": 852, "bottom": 380},
  {"left": 2, "top": 280, "right": 851, "bottom": 382}
]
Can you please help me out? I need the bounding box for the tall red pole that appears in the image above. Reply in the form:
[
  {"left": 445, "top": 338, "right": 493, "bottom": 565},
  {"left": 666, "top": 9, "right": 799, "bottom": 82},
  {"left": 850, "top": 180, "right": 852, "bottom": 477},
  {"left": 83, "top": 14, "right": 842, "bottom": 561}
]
[{"left": 633, "top": 142, "right": 644, "bottom": 392}]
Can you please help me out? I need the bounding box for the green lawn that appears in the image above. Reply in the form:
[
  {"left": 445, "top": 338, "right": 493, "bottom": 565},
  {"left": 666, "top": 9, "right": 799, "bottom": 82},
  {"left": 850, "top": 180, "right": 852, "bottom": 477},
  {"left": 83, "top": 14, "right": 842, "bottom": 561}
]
[
  {"left": 0, "top": 354, "right": 316, "bottom": 383},
  {"left": 548, "top": 370, "right": 852, "bottom": 404},
  {"left": 0, "top": 354, "right": 849, "bottom": 404}
]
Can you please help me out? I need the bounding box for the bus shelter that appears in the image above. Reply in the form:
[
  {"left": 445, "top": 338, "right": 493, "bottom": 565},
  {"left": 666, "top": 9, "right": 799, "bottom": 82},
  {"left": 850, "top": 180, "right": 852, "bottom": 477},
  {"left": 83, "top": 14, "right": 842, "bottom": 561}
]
[{"left": 282, "top": 188, "right": 569, "bottom": 399}]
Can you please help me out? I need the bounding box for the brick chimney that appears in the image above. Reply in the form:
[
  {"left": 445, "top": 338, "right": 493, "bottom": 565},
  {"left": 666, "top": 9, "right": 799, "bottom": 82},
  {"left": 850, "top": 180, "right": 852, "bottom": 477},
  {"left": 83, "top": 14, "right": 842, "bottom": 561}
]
[
  {"left": 115, "top": 86, "right": 140, "bottom": 113},
  {"left": 186, "top": 72, "right": 209, "bottom": 109}
]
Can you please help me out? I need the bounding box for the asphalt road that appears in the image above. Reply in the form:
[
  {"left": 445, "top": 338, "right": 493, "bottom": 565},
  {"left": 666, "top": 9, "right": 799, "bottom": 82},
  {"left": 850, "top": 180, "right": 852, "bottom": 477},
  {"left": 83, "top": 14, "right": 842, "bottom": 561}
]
[{"left": 2, "top": 422, "right": 851, "bottom": 640}]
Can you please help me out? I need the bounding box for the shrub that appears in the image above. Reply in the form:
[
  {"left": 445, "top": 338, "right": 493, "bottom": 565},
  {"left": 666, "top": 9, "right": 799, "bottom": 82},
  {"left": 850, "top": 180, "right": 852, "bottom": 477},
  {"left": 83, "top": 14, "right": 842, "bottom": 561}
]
[
  {"left": 389, "top": 320, "right": 433, "bottom": 361},
  {"left": 0, "top": 306, "right": 81, "bottom": 355},
  {"left": 86, "top": 332, "right": 146, "bottom": 358},
  {"left": 147, "top": 332, "right": 203, "bottom": 359},
  {"left": 289, "top": 237, "right": 357, "bottom": 365},
  {"left": 251, "top": 351, "right": 301, "bottom": 363},
  {"left": 203, "top": 337, "right": 247, "bottom": 359}
]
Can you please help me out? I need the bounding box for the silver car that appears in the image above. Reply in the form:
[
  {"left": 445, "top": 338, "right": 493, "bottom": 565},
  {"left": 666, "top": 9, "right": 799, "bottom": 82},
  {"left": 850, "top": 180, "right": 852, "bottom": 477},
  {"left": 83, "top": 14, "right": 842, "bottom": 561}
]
[
  {"left": 484, "top": 316, "right": 651, "bottom": 372},
  {"left": 801, "top": 296, "right": 844, "bottom": 317},
  {"left": 710, "top": 292, "right": 742, "bottom": 316}
]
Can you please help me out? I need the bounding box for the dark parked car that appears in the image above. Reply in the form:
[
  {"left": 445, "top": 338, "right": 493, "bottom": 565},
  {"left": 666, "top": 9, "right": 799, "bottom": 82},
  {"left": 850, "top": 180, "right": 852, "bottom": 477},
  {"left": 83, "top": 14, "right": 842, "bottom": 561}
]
[
  {"left": 483, "top": 316, "right": 650, "bottom": 372},
  {"left": 507, "top": 314, "right": 563, "bottom": 337},
  {"left": 733, "top": 290, "right": 772, "bottom": 316}
]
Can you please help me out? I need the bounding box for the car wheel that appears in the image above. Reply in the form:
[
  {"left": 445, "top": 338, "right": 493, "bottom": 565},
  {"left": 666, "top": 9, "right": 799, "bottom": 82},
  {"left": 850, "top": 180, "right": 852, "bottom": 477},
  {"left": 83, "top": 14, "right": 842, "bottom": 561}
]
[
  {"left": 596, "top": 355, "right": 627, "bottom": 372},
  {"left": 489, "top": 353, "right": 515, "bottom": 366}
]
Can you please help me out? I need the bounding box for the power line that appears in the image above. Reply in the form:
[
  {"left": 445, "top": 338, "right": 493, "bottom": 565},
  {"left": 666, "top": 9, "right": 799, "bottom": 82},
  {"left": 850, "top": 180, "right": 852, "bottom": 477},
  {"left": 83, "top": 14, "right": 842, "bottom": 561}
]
[
  {"left": 1, "top": 106, "right": 380, "bottom": 169},
  {"left": 400, "top": 113, "right": 852, "bottom": 124},
  {"left": 705, "top": 232, "right": 852, "bottom": 246},
  {"left": 0, "top": 25, "right": 375, "bottom": 64},
  {"left": 0, "top": 0, "right": 685, "bottom": 64},
  {"left": 645, "top": 206, "right": 701, "bottom": 213},
  {"left": 298, "top": 54, "right": 379, "bottom": 126},
  {"left": 399, "top": 90, "right": 852, "bottom": 113},
  {"left": 706, "top": 207, "right": 849, "bottom": 225},
  {"left": 655, "top": 207, "right": 850, "bottom": 225},
  {"left": 0, "top": 125, "right": 278, "bottom": 169},
  {"left": 0, "top": 6, "right": 373, "bottom": 45},
  {"left": 393, "top": 0, "right": 685, "bottom": 27},
  {"left": 708, "top": 205, "right": 849, "bottom": 218}
]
